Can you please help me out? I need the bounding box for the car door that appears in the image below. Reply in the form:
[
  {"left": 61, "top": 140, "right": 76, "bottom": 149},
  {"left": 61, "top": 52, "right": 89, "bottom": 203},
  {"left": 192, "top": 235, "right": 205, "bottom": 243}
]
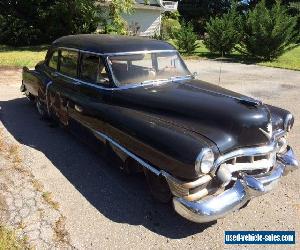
[
  {"left": 67, "top": 52, "right": 112, "bottom": 135},
  {"left": 47, "top": 49, "right": 80, "bottom": 126}
]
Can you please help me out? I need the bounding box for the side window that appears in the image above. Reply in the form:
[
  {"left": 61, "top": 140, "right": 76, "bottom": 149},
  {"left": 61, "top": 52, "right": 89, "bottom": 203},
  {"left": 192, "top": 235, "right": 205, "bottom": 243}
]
[
  {"left": 60, "top": 50, "right": 78, "bottom": 77},
  {"left": 48, "top": 50, "right": 59, "bottom": 70},
  {"left": 80, "top": 53, "right": 109, "bottom": 85}
]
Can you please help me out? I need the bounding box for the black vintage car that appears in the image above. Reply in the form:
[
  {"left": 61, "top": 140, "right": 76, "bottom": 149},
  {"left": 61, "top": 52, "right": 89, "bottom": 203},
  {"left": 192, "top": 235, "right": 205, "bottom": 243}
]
[{"left": 21, "top": 34, "right": 298, "bottom": 223}]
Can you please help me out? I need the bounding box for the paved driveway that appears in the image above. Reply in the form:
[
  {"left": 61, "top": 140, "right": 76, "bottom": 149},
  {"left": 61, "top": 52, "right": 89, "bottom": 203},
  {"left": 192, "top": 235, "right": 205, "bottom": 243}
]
[{"left": 0, "top": 61, "right": 299, "bottom": 249}]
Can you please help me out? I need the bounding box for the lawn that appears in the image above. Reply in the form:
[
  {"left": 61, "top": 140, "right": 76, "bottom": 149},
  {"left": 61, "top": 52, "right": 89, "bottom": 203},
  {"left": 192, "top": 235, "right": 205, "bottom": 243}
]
[
  {"left": 258, "top": 45, "right": 300, "bottom": 70},
  {"left": 0, "top": 45, "right": 47, "bottom": 68},
  {"left": 0, "top": 42, "right": 299, "bottom": 70},
  {"left": 176, "top": 40, "right": 300, "bottom": 71}
]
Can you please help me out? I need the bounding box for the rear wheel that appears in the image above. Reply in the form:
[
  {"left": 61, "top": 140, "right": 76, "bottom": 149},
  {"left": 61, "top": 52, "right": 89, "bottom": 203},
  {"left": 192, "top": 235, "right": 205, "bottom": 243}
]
[
  {"left": 35, "top": 97, "right": 48, "bottom": 119},
  {"left": 144, "top": 169, "right": 172, "bottom": 203}
]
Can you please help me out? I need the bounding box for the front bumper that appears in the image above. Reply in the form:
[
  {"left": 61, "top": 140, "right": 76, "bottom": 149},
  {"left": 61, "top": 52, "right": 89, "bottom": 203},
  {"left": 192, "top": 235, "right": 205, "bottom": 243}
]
[{"left": 173, "top": 146, "right": 298, "bottom": 223}]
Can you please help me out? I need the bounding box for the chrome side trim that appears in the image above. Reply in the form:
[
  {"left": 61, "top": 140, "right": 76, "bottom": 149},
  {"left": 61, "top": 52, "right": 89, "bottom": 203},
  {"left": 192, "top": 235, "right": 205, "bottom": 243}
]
[
  {"left": 91, "top": 129, "right": 161, "bottom": 176},
  {"left": 73, "top": 120, "right": 213, "bottom": 188},
  {"left": 45, "top": 80, "right": 53, "bottom": 115},
  {"left": 54, "top": 71, "right": 190, "bottom": 91}
]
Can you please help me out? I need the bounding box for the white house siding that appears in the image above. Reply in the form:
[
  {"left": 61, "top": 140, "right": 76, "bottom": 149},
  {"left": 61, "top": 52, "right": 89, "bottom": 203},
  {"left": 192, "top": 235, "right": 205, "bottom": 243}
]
[{"left": 123, "top": 9, "right": 162, "bottom": 37}]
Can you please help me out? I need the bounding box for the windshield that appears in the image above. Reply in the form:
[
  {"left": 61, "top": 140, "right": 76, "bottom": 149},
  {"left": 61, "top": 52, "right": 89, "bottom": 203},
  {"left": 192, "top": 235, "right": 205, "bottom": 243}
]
[{"left": 107, "top": 51, "right": 191, "bottom": 86}]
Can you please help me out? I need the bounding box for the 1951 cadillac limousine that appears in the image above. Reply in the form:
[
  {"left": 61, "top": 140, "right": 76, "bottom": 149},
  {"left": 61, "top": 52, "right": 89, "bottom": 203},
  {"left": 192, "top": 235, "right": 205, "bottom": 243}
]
[{"left": 21, "top": 34, "right": 298, "bottom": 223}]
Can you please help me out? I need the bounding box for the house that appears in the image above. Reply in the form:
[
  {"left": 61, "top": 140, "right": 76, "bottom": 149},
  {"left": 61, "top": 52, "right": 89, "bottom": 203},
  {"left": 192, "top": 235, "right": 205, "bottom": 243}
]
[{"left": 99, "top": 0, "right": 178, "bottom": 37}]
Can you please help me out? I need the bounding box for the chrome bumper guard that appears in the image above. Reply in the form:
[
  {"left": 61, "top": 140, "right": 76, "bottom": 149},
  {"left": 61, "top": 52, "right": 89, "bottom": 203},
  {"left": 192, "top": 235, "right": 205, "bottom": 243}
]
[{"left": 173, "top": 146, "right": 298, "bottom": 223}]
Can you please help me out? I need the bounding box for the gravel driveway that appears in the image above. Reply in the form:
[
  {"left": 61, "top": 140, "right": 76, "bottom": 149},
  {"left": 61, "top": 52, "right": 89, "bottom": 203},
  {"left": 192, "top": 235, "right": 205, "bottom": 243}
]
[{"left": 0, "top": 60, "right": 299, "bottom": 249}]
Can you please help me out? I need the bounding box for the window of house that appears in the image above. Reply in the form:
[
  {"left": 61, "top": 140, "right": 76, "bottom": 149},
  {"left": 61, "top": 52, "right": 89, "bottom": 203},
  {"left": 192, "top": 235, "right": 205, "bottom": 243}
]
[
  {"left": 59, "top": 50, "right": 78, "bottom": 77},
  {"left": 80, "top": 53, "right": 109, "bottom": 85},
  {"left": 48, "top": 50, "right": 59, "bottom": 70}
]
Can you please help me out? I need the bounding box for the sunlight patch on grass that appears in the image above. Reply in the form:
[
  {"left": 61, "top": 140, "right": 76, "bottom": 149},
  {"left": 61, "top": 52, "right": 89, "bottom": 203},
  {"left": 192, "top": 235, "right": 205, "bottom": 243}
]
[
  {"left": 259, "top": 45, "right": 300, "bottom": 71},
  {"left": 0, "top": 45, "right": 47, "bottom": 68}
]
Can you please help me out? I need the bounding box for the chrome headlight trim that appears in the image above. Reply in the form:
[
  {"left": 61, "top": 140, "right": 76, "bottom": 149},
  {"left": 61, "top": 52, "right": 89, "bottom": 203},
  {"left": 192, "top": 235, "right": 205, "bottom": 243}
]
[
  {"left": 284, "top": 113, "right": 294, "bottom": 132},
  {"left": 195, "top": 148, "right": 215, "bottom": 174}
]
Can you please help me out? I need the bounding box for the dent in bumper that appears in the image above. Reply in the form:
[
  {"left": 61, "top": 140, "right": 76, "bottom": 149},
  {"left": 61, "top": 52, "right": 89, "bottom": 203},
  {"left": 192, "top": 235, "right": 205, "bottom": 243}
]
[{"left": 173, "top": 146, "right": 298, "bottom": 223}]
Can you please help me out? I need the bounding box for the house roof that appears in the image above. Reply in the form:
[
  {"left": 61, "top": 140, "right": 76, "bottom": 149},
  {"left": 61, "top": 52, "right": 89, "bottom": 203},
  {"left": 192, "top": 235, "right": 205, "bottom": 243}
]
[
  {"left": 97, "top": 1, "right": 163, "bottom": 10},
  {"left": 52, "top": 34, "right": 176, "bottom": 54}
]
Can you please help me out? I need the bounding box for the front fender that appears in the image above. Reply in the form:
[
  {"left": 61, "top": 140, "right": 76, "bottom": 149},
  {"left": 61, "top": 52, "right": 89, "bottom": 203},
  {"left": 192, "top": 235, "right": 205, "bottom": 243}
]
[{"left": 101, "top": 104, "right": 218, "bottom": 179}]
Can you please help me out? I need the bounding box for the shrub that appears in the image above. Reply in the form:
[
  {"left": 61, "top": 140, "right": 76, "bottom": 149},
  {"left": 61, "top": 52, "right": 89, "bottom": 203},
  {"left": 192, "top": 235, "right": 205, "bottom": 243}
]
[
  {"left": 239, "top": 0, "right": 299, "bottom": 60},
  {"left": 174, "top": 22, "right": 198, "bottom": 54},
  {"left": 0, "top": 15, "right": 41, "bottom": 46},
  {"left": 204, "top": 3, "right": 242, "bottom": 56},
  {"left": 161, "top": 11, "right": 181, "bottom": 40},
  {"left": 0, "top": 0, "right": 100, "bottom": 46},
  {"left": 161, "top": 18, "right": 182, "bottom": 40}
]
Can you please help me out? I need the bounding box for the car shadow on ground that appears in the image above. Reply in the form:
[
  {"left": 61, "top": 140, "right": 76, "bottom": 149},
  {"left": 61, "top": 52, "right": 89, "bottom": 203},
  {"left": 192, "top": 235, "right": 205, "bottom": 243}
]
[{"left": 0, "top": 97, "right": 215, "bottom": 239}]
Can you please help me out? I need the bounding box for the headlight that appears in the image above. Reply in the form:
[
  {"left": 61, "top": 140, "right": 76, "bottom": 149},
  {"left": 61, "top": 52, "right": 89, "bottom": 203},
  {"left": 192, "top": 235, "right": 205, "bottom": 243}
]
[
  {"left": 195, "top": 148, "right": 214, "bottom": 174},
  {"left": 284, "top": 113, "right": 294, "bottom": 132}
]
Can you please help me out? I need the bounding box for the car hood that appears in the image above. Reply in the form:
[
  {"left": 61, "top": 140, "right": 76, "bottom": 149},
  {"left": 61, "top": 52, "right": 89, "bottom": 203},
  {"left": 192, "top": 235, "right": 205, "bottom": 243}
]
[{"left": 110, "top": 79, "right": 271, "bottom": 153}]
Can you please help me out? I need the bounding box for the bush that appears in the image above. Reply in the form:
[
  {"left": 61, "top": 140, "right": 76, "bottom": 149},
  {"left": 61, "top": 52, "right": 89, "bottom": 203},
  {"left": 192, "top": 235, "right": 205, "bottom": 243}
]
[
  {"left": 161, "top": 18, "right": 182, "bottom": 40},
  {"left": 239, "top": 0, "right": 299, "bottom": 60},
  {"left": 174, "top": 22, "right": 198, "bottom": 54},
  {"left": 160, "top": 11, "right": 181, "bottom": 40},
  {"left": 0, "top": 0, "right": 100, "bottom": 46},
  {"left": 0, "top": 15, "right": 41, "bottom": 46},
  {"left": 204, "top": 4, "right": 242, "bottom": 56}
]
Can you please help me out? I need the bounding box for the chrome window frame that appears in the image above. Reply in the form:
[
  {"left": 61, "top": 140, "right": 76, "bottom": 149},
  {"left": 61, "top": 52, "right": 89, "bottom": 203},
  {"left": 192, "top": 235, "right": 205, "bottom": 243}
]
[
  {"left": 106, "top": 50, "right": 192, "bottom": 87},
  {"left": 45, "top": 47, "right": 192, "bottom": 90}
]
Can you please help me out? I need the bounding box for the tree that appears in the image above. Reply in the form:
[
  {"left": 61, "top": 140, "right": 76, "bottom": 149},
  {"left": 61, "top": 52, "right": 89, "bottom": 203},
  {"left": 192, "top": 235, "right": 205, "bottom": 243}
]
[
  {"left": 204, "top": 3, "right": 243, "bottom": 56},
  {"left": 238, "top": 0, "right": 299, "bottom": 60},
  {"left": 104, "top": 0, "right": 134, "bottom": 35},
  {"left": 242, "top": 0, "right": 300, "bottom": 41},
  {"left": 161, "top": 11, "right": 181, "bottom": 40},
  {"left": 174, "top": 22, "right": 198, "bottom": 54},
  {"left": 0, "top": 0, "right": 101, "bottom": 46},
  {"left": 178, "top": 0, "right": 232, "bottom": 35}
]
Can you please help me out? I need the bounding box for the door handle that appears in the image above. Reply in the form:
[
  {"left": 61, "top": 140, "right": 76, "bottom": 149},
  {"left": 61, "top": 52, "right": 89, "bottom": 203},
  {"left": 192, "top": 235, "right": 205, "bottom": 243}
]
[
  {"left": 51, "top": 72, "right": 59, "bottom": 77},
  {"left": 75, "top": 104, "right": 83, "bottom": 113},
  {"left": 73, "top": 81, "right": 82, "bottom": 86}
]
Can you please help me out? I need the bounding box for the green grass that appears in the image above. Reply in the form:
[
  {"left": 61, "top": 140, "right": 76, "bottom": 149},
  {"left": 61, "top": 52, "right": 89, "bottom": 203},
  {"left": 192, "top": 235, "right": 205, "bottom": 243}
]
[
  {"left": 0, "top": 42, "right": 299, "bottom": 70},
  {"left": 0, "top": 226, "right": 29, "bottom": 250},
  {"left": 171, "top": 40, "right": 300, "bottom": 71},
  {"left": 0, "top": 45, "right": 47, "bottom": 68},
  {"left": 259, "top": 45, "right": 300, "bottom": 70}
]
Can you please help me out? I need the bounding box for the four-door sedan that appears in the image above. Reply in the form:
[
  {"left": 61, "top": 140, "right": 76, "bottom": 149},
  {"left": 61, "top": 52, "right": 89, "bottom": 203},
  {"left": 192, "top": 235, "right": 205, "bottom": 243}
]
[{"left": 21, "top": 34, "right": 298, "bottom": 223}]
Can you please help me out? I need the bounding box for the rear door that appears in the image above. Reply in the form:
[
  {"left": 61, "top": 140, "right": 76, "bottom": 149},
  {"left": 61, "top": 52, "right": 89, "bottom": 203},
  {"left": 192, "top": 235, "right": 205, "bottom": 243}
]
[{"left": 47, "top": 49, "right": 79, "bottom": 126}]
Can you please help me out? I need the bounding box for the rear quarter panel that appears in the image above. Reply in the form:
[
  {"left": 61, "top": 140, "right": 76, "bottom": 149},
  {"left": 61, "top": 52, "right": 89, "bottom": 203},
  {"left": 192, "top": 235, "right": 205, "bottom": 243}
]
[{"left": 22, "top": 66, "right": 50, "bottom": 100}]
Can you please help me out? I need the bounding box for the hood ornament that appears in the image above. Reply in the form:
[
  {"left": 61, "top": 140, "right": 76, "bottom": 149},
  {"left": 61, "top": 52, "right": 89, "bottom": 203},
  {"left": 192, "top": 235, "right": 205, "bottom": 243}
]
[{"left": 259, "top": 123, "right": 273, "bottom": 140}]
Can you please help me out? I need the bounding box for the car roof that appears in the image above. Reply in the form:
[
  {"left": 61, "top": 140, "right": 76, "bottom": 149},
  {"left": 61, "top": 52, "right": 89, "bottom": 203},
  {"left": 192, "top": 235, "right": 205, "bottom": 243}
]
[{"left": 52, "top": 34, "right": 176, "bottom": 54}]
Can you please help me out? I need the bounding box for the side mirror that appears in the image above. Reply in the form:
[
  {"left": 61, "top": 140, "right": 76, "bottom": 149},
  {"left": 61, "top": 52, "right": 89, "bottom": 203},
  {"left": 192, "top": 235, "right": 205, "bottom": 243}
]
[{"left": 193, "top": 72, "right": 198, "bottom": 79}]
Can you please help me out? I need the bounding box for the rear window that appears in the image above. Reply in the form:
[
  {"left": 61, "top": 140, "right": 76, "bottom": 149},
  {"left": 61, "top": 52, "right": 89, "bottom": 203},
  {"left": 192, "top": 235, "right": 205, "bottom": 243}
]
[
  {"left": 48, "top": 50, "right": 59, "bottom": 70},
  {"left": 60, "top": 50, "right": 78, "bottom": 77},
  {"left": 80, "top": 53, "right": 109, "bottom": 85}
]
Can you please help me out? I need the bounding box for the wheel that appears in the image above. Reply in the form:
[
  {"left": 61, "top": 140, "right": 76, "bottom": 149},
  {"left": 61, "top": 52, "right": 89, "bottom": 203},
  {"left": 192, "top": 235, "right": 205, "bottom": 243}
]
[
  {"left": 35, "top": 97, "right": 48, "bottom": 118},
  {"left": 144, "top": 169, "right": 172, "bottom": 203},
  {"left": 25, "top": 91, "right": 35, "bottom": 102}
]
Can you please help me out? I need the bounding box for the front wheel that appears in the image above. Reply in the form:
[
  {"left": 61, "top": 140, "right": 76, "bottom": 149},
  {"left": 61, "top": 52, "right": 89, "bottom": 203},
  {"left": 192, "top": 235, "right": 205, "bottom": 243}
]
[{"left": 144, "top": 169, "right": 172, "bottom": 203}]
